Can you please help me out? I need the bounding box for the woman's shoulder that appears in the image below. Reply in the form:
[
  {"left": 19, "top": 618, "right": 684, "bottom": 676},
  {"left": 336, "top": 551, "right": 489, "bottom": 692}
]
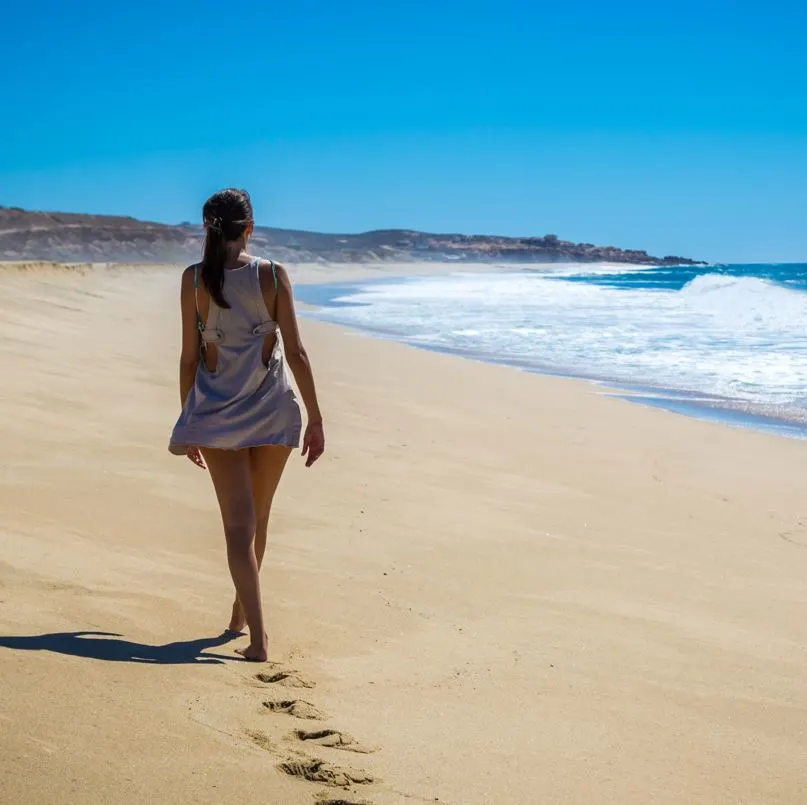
[
  {"left": 254, "top": 256, "right": 290, "bottom": 284},
  {"left": 252, "top": 255, "right": 284, "bottom": 269},
  {"left": 181, "top": 263, "right": 199, "bottom": 289}
]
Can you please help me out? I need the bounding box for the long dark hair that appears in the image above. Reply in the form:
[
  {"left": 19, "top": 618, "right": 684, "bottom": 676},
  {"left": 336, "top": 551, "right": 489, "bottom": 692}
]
[{"left": 201, "top": 188, "right": 254, "bottom": 309}]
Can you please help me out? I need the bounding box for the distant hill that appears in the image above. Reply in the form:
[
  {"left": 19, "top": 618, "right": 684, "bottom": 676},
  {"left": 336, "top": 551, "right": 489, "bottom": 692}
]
[{"left": 0, "top": 206, "right": 702, "bottom": 266}]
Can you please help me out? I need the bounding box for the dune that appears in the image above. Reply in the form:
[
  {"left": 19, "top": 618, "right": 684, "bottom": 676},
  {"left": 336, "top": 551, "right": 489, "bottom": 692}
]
[{"left": 1, "top": 262, "right": 806, "bottom": 804}]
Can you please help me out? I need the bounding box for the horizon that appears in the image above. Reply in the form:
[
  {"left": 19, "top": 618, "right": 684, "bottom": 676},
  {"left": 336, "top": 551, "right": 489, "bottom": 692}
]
[
  {"left": 2, "top": 1, "right": 806, "bottom": 264},
  {"left": 4, "top": 202, "right": 807, "bottom": 266}
]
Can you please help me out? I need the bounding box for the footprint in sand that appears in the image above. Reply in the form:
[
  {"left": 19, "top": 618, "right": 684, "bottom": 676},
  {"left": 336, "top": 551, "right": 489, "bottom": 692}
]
[
  {"left": 279, "top": 758, "right": 375, "bottom": 788},
  {"left": 248, "top": 729, "right": 376, "bottom": 801},
  {"left": 264, "top": 699, "right": 325, "bottom": 720},
  {"left": 295, "top": 728, "right": 375, "bottom": 754},
  {"left": 255, "top": 670, "right": 316, "bottom": 689},
  {"left": 315, "top": 798, "right": 374, "bottom": 805}
]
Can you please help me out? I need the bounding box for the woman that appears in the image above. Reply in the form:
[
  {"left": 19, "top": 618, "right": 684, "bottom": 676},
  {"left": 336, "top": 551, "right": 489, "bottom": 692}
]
[{"left": 169, "top": 188, "right": 325, "bottom": 662}]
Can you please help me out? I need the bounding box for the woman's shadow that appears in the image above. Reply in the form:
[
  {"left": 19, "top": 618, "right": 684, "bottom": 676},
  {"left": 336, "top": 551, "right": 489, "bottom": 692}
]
[{"left": 0, "top": 630, "right": 242, "bottom": 664}]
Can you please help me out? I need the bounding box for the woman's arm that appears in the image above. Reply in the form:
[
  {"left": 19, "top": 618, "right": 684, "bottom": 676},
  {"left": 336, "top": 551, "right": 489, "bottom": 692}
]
[
  {"left": 275, "top": 263, "right": 322, "bottom": 423},
  {"left": 274, "top": 263, "right": 325, "bottom": 466},
  {"left": 179, "top": 266, "right": 200, "bottom": 406}
]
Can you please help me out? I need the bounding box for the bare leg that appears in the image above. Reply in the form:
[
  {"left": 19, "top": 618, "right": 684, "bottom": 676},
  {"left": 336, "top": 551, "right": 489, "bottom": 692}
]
[
  {"left": 201, "top": 447, "right": 268, "bottom": 662},
  {"left": 229, "top": 445, "right": 292, "bottom": 633}
]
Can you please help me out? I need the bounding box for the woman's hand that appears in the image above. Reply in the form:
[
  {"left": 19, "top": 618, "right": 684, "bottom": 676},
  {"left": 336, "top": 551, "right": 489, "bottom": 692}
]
[
  {"left": 302, "top": 421, "right": 325, "bottom": 467},
  {"left": 186, "top": 446, "right": 206, "bottom": 470}
]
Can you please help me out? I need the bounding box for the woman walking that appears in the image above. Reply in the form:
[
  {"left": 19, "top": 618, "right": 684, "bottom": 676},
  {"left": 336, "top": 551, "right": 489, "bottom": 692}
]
[{"left": 169, "top": 188, "right": 325, "bottom": 662}]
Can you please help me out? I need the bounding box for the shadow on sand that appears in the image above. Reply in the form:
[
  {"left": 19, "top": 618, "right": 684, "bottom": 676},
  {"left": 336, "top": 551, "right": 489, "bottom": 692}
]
[{"left": 0, "top": 630, "right": 242, "bottom": 665}]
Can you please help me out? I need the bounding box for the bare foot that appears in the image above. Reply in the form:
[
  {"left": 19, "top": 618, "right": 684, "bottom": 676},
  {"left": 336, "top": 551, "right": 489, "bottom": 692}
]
[
  {"left": 228, "top": 600, "right": 246, "bottom": 634},
  {"left": 237, "top": 639, "right": 268, "bottom": 662}
]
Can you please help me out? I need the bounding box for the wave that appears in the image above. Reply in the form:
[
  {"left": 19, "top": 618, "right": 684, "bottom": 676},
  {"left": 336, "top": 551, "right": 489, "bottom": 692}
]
[
  {"left": 681, "top": 272, "right": 798, "bottom": 296},
  {"left": 680, "top": 273, "right": 807, "bottom": 330}
]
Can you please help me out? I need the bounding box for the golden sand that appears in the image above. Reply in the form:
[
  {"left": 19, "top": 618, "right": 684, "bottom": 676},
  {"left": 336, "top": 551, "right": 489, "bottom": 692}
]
[{"left": 1, "top": 262, "right": 806, "bottom": 804}]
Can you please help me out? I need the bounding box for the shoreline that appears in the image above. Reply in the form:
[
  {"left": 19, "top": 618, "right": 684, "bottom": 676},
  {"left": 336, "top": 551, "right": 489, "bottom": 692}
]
[
  {"left": 294, "top": 273, "right": 807, "bottom": 442},
  {"left": 5, "top": 258, "right": 800, "bottom": 439}
]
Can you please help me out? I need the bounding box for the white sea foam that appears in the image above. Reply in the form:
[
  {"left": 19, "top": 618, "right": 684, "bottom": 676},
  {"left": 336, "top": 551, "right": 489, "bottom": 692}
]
[{"left": 308, "top": 267, "right": 807, "bottom": 410}]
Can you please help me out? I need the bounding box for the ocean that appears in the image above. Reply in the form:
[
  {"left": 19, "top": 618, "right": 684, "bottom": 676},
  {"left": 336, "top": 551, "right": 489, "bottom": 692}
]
[{"left": 295, "top": 262, "right": 807, "bottom": 439}]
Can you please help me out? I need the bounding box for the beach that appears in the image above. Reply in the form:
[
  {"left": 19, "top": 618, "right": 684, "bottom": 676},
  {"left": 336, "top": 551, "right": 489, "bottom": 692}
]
[{"left": 1, "top": 262, "right": 807, "bottom": 804}]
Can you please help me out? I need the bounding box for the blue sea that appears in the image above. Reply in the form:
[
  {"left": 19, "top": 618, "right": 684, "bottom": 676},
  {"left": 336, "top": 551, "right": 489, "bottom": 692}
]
[{"left": 296, "top": 262, "right": 807, "bottom": 439}]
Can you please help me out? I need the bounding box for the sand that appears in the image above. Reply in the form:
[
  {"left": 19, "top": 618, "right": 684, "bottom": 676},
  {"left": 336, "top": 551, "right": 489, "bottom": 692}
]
[{"left": 1, "top": 261, "right": 806, "bottom": 805}]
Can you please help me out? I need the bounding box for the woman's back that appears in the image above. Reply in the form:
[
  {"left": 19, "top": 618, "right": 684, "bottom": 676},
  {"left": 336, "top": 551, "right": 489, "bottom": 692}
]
[
  {"left": 196, "top": 257, "right": 279, "bottom": 375},
  {"left": 169, "top": 256, "right": 302, "bottom": 455}
]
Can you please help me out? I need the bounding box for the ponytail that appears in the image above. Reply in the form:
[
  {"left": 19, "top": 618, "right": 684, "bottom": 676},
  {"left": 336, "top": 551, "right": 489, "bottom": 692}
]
[
  {"left": 201, "top": 216, "right": 229, "bottom": 309},
  {"left": 199, "top": 188, "right": 254, "bottom": 310}
]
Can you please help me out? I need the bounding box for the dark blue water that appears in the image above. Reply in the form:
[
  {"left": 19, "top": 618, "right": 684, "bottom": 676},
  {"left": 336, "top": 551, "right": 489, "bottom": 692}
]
[{"left": 554, "top": 262, "right": 807, "bottom": 291}]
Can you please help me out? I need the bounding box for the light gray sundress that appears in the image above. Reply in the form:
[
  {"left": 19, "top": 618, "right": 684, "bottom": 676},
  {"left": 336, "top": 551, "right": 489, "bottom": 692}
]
[{"left": 169, "top": 258, "right": 302, "bottom": 454}]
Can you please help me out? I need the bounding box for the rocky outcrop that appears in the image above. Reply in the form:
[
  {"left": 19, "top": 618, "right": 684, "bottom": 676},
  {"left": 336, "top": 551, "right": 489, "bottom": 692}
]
[{"left": 0, "top": 207, "right": 703, "bottom": 266}]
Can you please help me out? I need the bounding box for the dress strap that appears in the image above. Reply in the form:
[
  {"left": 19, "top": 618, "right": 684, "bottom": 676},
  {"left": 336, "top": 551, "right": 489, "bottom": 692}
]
[
  {"left": 268, "top": 261, "right": 280, "bottom": 322},
  {"left": 250, "top": 258, "right": 263, "bottom": 323},
  {"left": 253, "top": 258, "right": 280, "bottom": 324},
  {"left": 194, "top": 265, "right": 204, "bottom": 332}
]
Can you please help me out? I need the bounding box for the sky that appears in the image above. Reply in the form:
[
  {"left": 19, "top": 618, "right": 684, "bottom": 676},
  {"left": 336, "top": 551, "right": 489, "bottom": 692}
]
[{"left": 1, "top": 0, "right": 806, "bottom": 263}]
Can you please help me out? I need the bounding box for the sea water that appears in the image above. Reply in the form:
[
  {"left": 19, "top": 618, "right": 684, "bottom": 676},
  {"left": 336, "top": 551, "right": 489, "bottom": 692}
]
[{"left": 296, "top": 263, "right": 807, "bottom": 439}]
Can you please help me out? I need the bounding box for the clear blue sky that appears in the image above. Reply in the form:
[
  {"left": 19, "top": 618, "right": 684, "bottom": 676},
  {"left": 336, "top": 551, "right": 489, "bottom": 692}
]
[{"left": 2, "top": 0, "right": 805, "bottom": 262}]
